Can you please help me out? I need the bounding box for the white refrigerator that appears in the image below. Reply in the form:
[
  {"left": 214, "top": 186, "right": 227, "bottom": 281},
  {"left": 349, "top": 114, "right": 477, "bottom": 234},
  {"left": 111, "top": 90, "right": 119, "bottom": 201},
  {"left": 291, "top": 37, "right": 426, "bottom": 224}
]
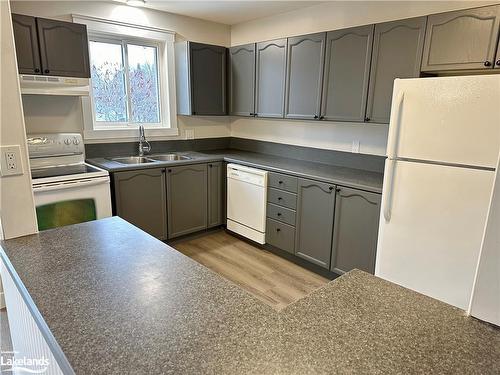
[{"left": 375, "top": 75, "right": 500, "bottom": 310}]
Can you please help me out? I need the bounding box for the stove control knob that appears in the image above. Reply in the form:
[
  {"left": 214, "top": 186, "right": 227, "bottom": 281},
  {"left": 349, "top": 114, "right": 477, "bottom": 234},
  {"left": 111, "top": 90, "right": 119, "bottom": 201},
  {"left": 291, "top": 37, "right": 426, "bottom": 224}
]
[
  {"left": 64, "top": 139, "right": 71, "bottom": 145},
  {"left": 73, "top": 138, "right": 80, "bottom": 145}
]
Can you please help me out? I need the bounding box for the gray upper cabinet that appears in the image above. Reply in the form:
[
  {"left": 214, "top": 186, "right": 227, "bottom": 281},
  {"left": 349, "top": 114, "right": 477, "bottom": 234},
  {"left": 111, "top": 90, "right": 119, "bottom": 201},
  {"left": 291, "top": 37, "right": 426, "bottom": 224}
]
[
  {"left": 36, "top": 17, "right": 90, "bottom": 78},
  {"left": 229, "top": 44, "right": 256, "bottom": 116},
  {"left": 208, "top": 162, "right": 223, "bottom": 228},
  {"left": 176, "top": 42, "right": 227, "bottom": 116},
  {"left": 12, "top": 14, "right": 41, "bottom": 75},
  {"left": 285, "top": 33, "right": 326, "bottom": 120},
  {"left": 295, "top": 178, "right": 336, "bottom": 269},
  {"left": 330, "top": 187, "right": 381, "bottom": 275},
  {"left": 255, "top": 39, "right": 287, "bottom": 118},
  {"left": 113, "top": 169, "right": 168, "bottom": 240},
  {"left": 366, "top": 17, "right": 426, "bottom": 124},
  {"left": 166, "top": 164, "right": 208, "bottom": 238},
  {"left": 321, "top": 25, "right": 374, "bottom": 122},
  {"left": 422, "top": 6, "right": 500, "bottom": 71}
]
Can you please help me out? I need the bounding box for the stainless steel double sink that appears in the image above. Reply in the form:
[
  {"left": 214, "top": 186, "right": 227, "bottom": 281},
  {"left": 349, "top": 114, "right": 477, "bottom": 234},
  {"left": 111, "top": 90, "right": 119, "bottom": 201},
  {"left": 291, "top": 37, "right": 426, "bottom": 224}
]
[{"left": 110, "top": 154, "right": 191, "bottom": 165}]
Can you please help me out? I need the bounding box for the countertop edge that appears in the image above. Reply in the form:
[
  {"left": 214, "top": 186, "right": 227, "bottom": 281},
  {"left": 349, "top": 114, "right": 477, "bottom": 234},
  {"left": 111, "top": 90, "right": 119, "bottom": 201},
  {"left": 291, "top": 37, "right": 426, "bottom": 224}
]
[{"left": 0, "top": 246, "right": 76, "bottom": 375}]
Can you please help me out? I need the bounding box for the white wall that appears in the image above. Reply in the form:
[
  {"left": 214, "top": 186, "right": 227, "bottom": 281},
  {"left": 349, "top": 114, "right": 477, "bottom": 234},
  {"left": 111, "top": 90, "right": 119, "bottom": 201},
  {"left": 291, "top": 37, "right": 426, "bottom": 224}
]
[
  {"left": 0, "top": 0, "right": 38, "bottom": 239},
  {"left": 12, "top": 1, "right": 232, "bottom": 142},
  {"left": 230, "top": 0, "right": 500, "bottom": 156}
]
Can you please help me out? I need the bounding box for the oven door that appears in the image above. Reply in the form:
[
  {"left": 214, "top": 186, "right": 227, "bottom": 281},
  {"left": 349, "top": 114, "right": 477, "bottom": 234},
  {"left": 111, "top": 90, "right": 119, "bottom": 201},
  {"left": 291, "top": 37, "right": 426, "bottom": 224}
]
[{"left": 33, "top": 176, "right": 112, "bottom": 231}]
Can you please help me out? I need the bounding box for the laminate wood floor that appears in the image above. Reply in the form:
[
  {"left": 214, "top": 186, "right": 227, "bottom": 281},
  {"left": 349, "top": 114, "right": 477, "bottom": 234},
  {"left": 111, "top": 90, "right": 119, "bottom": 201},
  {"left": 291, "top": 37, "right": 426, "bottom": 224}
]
[{"left": 173, "top": 231, "right": 330, "bottom": 310}]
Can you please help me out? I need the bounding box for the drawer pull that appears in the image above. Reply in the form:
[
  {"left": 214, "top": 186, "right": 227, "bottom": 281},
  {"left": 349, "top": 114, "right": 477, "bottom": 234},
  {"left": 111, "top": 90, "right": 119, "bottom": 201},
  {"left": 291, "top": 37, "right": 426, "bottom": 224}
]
[
  {"left": 278, "top": 180, "right": 283, "bottom": 184},
  {"left": 278, "top": 197, "right": 282, "bottom": 200},
  {"left": 276, "top": 228, "right": 281, "bottom": 232},
  {"left": 277, "top": 212, "right": 282, "bottom": 216}
]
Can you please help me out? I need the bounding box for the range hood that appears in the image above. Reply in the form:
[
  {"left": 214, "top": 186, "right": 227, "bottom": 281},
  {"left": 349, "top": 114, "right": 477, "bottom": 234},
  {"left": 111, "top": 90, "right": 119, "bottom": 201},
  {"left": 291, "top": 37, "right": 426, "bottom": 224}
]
[{"left": 19, "top": 74, "right": 90, "bottom": 96}]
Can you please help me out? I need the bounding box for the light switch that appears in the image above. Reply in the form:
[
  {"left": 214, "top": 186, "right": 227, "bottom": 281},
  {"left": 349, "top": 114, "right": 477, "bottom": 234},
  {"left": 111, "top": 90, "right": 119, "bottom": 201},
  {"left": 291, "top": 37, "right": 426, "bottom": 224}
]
[
  {"left": 0, "top": 145, "right": 24, "bottom": 176},
  {"left": 351, "top": 140, "right": 360, "bottom": 153}
]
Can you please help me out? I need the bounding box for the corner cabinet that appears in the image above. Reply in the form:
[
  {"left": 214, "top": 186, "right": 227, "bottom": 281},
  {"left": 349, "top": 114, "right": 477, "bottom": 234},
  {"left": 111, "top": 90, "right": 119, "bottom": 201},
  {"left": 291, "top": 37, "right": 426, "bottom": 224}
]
[
  {"left": 330, "top": 187, "right": 381, "bottom": 275},
  {"left": 176, "top": 42, "right": 227, "bottom": 116},
  {"left": 166, "top": 164, "right": 208, "bottom": 238},
  {"left": 294, "top": 179, "right": 336, "bottom": 269},
  {"left": 284, "top": 33, "right": 326, "bottom": 120},
  {"left": 113, "top": 168, "right": 168, "bottom": 240},
  {"left": 321, "top": 25, "right": 374, "bottom": 122},
  {"left": 12, "top": 14, "right": 90, "bottom": 77},
  {"left": 229, "top": 44, "right": 256, "bottom": 116},
  {"left": 365, "top": 17, "right": 426, "bottom": 124},
  {"left": 255, "top": 39, "right": 287, "bottom": 118},
  {"left": 421, "top": 5, "right": 500, "bottom": 71},
  {"left": 208, "top": 162, "right": 224, "bottom": 228}
]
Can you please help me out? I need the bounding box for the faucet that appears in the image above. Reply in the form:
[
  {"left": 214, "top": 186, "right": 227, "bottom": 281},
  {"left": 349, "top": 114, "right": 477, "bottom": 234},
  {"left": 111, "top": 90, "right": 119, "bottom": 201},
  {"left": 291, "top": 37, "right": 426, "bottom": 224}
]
[{"left": 138, "top": 125, "right": 151, "bottom": 156}]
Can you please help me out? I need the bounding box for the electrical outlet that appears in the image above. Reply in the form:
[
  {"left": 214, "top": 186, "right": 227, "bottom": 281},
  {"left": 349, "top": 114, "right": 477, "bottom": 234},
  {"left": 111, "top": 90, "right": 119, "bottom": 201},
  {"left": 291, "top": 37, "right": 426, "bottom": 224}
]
[
  {"left": 351, "top": 140, "right": 360, "bottom": 153},
  {"left": 185, "top": 129, "right": 195, "bottom": 140},
  {"left": 1, "top": 145, "right": 23, "bottom": 176}
]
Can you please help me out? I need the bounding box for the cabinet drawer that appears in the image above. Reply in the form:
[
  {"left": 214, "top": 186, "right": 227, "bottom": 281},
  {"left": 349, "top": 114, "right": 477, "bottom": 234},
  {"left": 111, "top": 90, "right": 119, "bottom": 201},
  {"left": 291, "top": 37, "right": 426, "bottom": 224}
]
[
  {"left": 266, "top": 218, "right": 295, "bottom": 254},
  {"left": 268, "top": 172, "right": 298, "bottom": 193},
  {"left": 267, "top": 188, "right": 297, "bottom": 210},
  {"left": 267, "top": 203, "right": 296, "bottom": 226}
]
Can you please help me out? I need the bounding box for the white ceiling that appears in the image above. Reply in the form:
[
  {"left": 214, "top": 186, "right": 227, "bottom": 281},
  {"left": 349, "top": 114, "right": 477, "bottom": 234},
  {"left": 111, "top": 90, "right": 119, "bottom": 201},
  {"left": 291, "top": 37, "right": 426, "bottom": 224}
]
[{"left": 143, "top": 1, "right": 325, "bottom": 25}]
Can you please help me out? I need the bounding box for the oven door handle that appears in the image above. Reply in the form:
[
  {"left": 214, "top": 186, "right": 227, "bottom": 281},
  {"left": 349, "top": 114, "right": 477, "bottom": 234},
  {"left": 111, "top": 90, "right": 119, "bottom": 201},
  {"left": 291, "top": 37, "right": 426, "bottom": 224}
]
[{"left": 33, "top": 177, "right": 109, "bottom": 192}]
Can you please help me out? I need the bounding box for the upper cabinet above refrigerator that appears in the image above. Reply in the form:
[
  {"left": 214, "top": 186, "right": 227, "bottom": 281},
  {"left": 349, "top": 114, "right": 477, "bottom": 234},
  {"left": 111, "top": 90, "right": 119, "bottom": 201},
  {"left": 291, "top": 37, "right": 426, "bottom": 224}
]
[
  {"left": 12, "top": 14, "right": 90, "bottom": 78},
  {"left": 421, "top": 5, "right": 500, "bottom": 72}
]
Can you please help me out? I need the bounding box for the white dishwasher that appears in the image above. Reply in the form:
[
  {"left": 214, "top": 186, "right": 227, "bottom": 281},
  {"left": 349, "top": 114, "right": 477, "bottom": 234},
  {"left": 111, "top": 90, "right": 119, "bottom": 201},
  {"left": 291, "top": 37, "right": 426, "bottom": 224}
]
[{"left": 226, "top": 163, "right": 268, "bottom": 244}]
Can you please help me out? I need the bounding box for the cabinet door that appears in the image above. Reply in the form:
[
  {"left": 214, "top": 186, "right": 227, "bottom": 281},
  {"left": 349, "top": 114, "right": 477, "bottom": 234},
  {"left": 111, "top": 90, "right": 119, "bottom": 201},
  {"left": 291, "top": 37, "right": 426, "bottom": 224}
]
[
  {"left": 321, "top": 25, "right": 374, "bottom": 122},
  {"left": 255, "top": 39, "right": 287, "bottom": 118},
  {"left": 422, "top": 6, "right": 500, "bottom": 71},
  {"left": 295, "top": 178, "right": 336, "bottom": 269},
  {"left": 167, "top": 164, "right": 208, "bottom": 238},
  {"left": 366, "top": 17, "right": 426, "bottom": 124},
  {"left": 208, "top": 162, "right": 223, "bottom": 228},
  {"left": 229, "top": 44, "right": 255, "bottom": 116},
  {"left": 36, "top": 18, "right": 90, "bottom": 77},
  {"left": 190, "top": 42, "right": 227, "bottom": 115},
  {"left": 113, "top": 169, "right": 167, "bottom": 240},
  {"left": 285, "top": 33, "right": 326, "bottom": 120},
  {"left": 12, "top": 14, "right": 41, "bottom": 75},
  {"left": 496, "top": 36, "right": 500, "bottom": 69},
  {"left": 330, "top": 187, "right": 381, "bottom": 275}
]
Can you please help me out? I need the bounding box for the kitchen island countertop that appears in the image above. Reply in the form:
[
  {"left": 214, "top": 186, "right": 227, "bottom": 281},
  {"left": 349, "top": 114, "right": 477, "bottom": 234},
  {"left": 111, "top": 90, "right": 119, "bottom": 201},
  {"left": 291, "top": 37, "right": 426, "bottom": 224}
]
[{"left": 1, "top": 217, "right": 499, "bottom": 374}]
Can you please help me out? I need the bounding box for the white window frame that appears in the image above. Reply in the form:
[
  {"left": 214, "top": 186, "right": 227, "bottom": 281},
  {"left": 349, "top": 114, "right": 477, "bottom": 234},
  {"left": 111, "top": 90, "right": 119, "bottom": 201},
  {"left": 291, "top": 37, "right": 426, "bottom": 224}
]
[{"left": 72, "top": 14, "right": 178, "bottom": 142}]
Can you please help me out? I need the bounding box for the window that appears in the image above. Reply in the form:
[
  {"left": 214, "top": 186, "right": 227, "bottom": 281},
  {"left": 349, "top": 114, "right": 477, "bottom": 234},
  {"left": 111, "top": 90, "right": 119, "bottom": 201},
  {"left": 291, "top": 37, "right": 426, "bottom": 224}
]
[
  {"left": 89, "top": 37, "right": 161, "bottom": 126},
  {"left": 73, "top": 14, "right": 177, "bottom": 141}
]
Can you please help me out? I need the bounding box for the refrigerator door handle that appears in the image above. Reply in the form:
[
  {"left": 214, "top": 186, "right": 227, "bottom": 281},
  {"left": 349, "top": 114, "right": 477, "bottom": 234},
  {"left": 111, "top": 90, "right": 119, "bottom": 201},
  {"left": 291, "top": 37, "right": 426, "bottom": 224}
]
[
  {"left": 383, "top": 159, "right": 396, "bottom": 221},
  {"left": 386, "top": 90, "right": 405, "bottom": 159}
]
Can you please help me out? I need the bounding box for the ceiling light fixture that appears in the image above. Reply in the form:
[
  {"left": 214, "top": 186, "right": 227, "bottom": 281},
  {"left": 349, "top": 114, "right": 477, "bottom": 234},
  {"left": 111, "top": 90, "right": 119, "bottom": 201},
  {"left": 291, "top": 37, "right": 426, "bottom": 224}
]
[{"left": 126, "top": 0, "right": 146, "bottom": 6}]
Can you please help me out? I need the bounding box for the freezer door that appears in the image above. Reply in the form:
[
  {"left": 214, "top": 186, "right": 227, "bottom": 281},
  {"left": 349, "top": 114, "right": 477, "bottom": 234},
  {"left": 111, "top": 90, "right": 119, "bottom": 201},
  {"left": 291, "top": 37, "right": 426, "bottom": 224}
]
[
  {"left": 387, "top": 75, "right": 500, "bottom": 168},
  {"left": 375, "top": 160, "right": 494, "bottom": 310}
]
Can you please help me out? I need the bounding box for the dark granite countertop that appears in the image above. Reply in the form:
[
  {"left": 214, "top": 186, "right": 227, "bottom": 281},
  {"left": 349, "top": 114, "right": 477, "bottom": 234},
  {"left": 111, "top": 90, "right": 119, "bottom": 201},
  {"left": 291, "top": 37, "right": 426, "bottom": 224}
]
[
  {"left": 2, "top": 217, "right": 499, "bottom": 374},
  {"left": 87, "top": 149, "right": 384, "bottom": 193}
]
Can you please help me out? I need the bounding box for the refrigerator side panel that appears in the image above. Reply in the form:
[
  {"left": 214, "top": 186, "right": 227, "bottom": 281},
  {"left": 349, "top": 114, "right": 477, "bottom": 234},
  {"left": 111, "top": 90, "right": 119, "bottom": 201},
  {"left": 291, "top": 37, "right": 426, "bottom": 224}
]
[
  {"left": 375, "top": 160, "right": 494, "bottom": 310},
  {"left": 389, "top": 75, "right": 500, "bottom": 168},
  {"left": 469, "top": 154, "right": 500, "bottom": 326}
]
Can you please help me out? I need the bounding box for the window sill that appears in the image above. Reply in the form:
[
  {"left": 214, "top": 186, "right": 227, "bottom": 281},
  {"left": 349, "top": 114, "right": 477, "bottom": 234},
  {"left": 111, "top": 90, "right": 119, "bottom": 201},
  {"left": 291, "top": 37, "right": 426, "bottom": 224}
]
[{"left": 84, "top": 127, "right": 179, "bottom": 143}]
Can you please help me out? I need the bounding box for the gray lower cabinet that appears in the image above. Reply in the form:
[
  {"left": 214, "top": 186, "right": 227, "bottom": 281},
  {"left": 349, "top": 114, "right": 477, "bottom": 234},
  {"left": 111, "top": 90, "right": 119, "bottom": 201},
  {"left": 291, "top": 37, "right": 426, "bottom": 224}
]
[
  {"left": 285, "top": 33, "right": 326, "bottom": 120},
  {"left": 208, "top": 162, "right": 223, "bottom": 228},
  {"left": 321, "top": 25, "right": 374, "bottom": 122},
  {"left": 167, "top": 164, "right": 208, "bottom": 238},
  {"left": 113, "top": 168, "right": 168, "bottom": 240},
  {"left": 266, "top": 218, "right": 295, "bottom": 254},
  {"left": 229, "top": 44, "right": 256, "bottom": 116},
  {"left": 421, "top": 5, "right": 500, "bottom": 71},
  {"left": 295, "top": 178, "right": 336, "bottom": 269},
  {"left": 496, "top": 36, "right": 500, "bottom": 68},
  {"left": 330, "top": 187, "right": 381, "bottom": 275},
  {"left": 366, "top": 17, "right": 426, "bottom": 124},
  {"left": 255, "top": 39, "right": 287, "bottom": 118}
]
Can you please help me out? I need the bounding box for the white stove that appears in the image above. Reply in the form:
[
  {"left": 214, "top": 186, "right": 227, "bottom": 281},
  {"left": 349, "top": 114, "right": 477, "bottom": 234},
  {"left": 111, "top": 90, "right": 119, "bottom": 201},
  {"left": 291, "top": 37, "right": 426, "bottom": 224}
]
[{"left": 27, "top": 133, "right": 112, "bottom": 231}]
